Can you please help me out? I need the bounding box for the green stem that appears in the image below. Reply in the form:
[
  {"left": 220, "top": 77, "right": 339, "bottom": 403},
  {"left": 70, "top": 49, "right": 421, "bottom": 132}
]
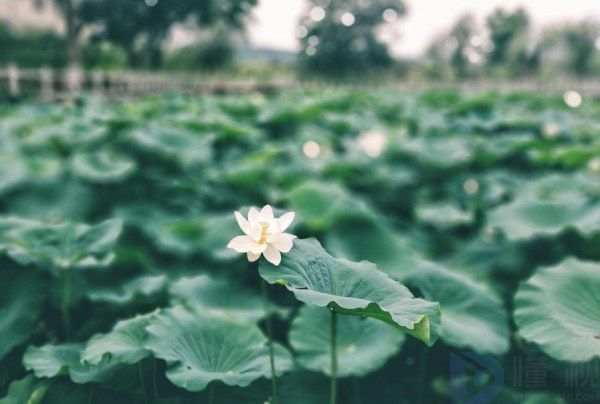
[
  {"left": 87, "top": 385, "right": 94, "bottom": 404},
  {"left": 208, "top": 383, "right": 215, "bottom": 404},
  {"left": 138, "top": 362, "right": 149, "bottom": 404},
  {"left": 151, "top": 358, "right": 158, "bottom": 403},
  {"left": 330, "top": 309, "right": 338, "bottom": 404},
  {"left": 260, "top": 278, "right": 278, "bottom": 404},
  {"left": 60, "top": 267, "right": 71, "bottom": 340},
  {"left": 416, "top": 345, "right": 428, "bottom": 404},
  {"left": 352, "top": 377, "right": 362, "bottom": 404}
]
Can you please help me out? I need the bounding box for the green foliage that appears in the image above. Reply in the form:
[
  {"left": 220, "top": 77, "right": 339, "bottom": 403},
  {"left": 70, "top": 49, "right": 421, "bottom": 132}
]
[
  {"left": 144, "top": 307, "right": 293, "bottom": 392},
  {"left": 165, "top": 28, "right": 236, "bottom": 71},
  {"left": 259, "top": 238, "right": 441, "bottom": 346},
  {"left": 515, "top": 259, "right": 600, "bottom": 362},
  {"left": 1, "top": 218, "right": 123, "bottom": 271},
  {"left": 0, "top": 23, "right": 67, "bottom": 68},
  {"left": 0, "top": 90, "right": 599, "bottom": 402},
  {"left": 0, "top": 270, "right": 45, "bottom": 360},
  {"left": 405, "top": 267, "right": 510, "bottom": 354},
  {"left": 0, "top": 375, "right": 45, "bottom": 404},
  {"left": 298, "top": 0, "right": 405, "bottom": 75},
  {"left": 486, "top": 8, "right": 529, "bottom": 67},
  {"left": 290, "top": 306, "right": 405, "bottom": 377},
  {"left": 560, "top": 21, "right": 600, "bottom": 76},
  {"left": 81, "top": 40, "right": 128, "bottom": 70},
  {"left": 82, "top": 312, "right": 155, "bottom": 365},
  {"left": 169, "top": 274, "right": 265, "bottom": 321},
  {"left": 79, "top": 0, "right": 257, "bottom": 68},
  {"left": 23, "top": 343, "right": 121, "bottom": 383}
]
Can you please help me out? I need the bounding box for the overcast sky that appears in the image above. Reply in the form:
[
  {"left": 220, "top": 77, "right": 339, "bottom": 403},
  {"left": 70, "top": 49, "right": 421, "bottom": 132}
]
[{"left": 246, "top": 0, "right": 600, "bottom": 57}]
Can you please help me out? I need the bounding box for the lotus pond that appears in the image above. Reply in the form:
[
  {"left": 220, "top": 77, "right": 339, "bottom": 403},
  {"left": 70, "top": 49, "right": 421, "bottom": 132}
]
[{"left": 0, "top": 90, "right": 599, "bottom": 403}]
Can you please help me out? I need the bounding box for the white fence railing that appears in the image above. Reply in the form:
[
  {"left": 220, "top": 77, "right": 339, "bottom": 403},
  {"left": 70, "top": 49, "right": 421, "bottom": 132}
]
[{"left": 2, "top": 66, "right": 600, "bottom": 99}]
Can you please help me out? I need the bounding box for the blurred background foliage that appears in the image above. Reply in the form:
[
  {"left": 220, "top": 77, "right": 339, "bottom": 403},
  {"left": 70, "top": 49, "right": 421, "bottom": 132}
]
[
  {"left": 0, "top": 88, "right": 598, "bottom": 403},
  {"left": 0, "top": 0, "right": 598, "bottom": 78}
]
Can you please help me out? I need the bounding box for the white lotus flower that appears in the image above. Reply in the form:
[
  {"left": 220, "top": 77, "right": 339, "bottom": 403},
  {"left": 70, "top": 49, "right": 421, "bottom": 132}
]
[{"left": 227, "top": 205, "right": 296, "bottom": 266}]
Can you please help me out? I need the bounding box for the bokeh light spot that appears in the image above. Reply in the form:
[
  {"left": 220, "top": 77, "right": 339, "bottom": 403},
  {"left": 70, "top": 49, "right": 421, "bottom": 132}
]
[
  {"left": 382, "top": 8, "right": 398, "bottom": 23},
  {"left": 463, "top": 179, "right": 479, "bottom": 195},
  {"left": 563, "top": 90, "right": 582, "bottom": 108},
  {"left": 341, "top": 12, "right": 355, "bottom": 27},
  {"left": 357, "top": 130, "right": 387, "bottom": 158},
  {"left": 303, "top": 141, "right": 321, "bottom": 158},
  {"left": 310, "top": 7, "right": 326, "bottom": 22}
]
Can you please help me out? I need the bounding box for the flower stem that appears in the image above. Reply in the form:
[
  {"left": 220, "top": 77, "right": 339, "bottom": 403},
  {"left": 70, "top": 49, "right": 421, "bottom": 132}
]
[
  {"left": 260, "top": 278, "right": 278, "bottom": 404},
  {"left": 416, "top": 345, "right": 428, "bottom": 404},
  {"left": 86, "top": 386, "right": 94, "bottom": 404},
  {"left": 352, "top": 377, "right": 362, "bottom": 404},
  {"left": 330, "top": 309, "right": 338, "bottom": 404},
  {"left": 152, "top": 358, "right": 159, "bottom": 403},
  {"left": 208, "top": 383, "right": 215, "bottom": 404},
  {"left": 138, "top": 362, "right": 149, "bottom": 404},
  {"left": 60, "top": 267, "right": 71, "bottom": 340}
]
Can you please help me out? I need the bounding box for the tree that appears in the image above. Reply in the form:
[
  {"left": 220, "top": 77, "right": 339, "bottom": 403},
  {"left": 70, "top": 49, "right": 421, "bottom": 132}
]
[
  {"left": 449, "top": 14, "right": 476, "bottom": 79},
  {"left": 298, "top": 0, "right": 406, "bottom": 76},
  {"left": 78, "top": 0, "right": 256, "bottom": 69},
  {"left": 486, "top": 8, "right": 529, "bottom": 67},
  {"left": 561, "top": 21, "right": 599, "bottom": 76},
  {"left": 33, "top": 0, "right": 83, "bottom": 66},
  {"left": 425, "top": 14, "right": 478, "bottom": 79}
]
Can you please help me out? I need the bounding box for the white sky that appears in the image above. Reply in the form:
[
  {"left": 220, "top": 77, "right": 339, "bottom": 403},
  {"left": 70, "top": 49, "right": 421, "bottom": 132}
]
[{"left": 247, "top": 0, "right": 600, "bottom": 57}]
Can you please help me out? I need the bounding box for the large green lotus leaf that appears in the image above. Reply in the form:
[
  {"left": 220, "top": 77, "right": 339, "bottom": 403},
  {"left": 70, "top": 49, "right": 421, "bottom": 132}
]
[
  {"left": 324, "top": 215, "right": 439, "bottom": 280},
  {"left": 474, "top": 132, "right": 535, "bottom": 162},
  {"left": 23, "top": 343, "right": 121, "bottom": 383},
  {"left": 169, "top": 275, "right": 264, "bottom": 321},
  {"left": 415, "top": 202, "right": 474, "bottom": 229},
  {"left": 405, "top": 267, "right": 510, "bottom": 354},
  {"left": 23, "top": 120, "right": 107, "bottom": 148},
  {"left": 487, "top": 198, "right": 599, "bottom": 240},
  {"left": 530, "top": 143, "right": 600, "bottom": 169},
  {"left": 82, "top": 312, "right": 156, "bottom": 365},
  {"left": 516, "top": 173, "right": 599, "bottom": 201},
  {"left": 116, "top": 206, "right": 204, "bottom": 257},
  {"left": 25, "top": 155, "right": 63, "bottom": 182},
  {"left": 144, "top": 306, "right": 293, "bottom": 392},
  {"left": 71, "top": 148, "right": 136, "bottom": 183},
  {"left": 129, "top": 124, "right": 212, "bottom": 166},
  {"left": 286, "top": 181, "right": 368, "bottom": 231},
  {"left": 87, "top": 275, "right": 168, "bottom": 305},
  {"left": 0, "top": 269, "right": 45, "bottom": 360},
  {"left": 3, "top": 218, "right": 123, "bottom": 270},
  {"left": 259, "top": 238, "right": 441, "bottom": 346},
  {"left": 0, "top": 375, "right": 46, "bottom": 404},
  {"left": 198, "top": 212, "right": 241, "bottom": 261},
  {"left": 4, "top": 181, "right": 94, "bottom": 221},
  {"left": 396, "top": 136, "right": 473, "bottom": 168},
  {"left": 0, "top": 216, "right": 39, "bottom": 253},
  {"left": 514, "top": 258, "right": 600, "bottom": 361},
  {"left": 220, "top": 155, "right": 274, "bottom": 189},
  {"left": 446, "top": 236, "right": 522, "bottom": 278},
  {"left": 0, "top": 377, "right": 129, "bottom": 404},
  {"left": 289, "top": 305, "right": 404, "bottom": 377},
  {"left": 0, "top": 147, "right": 28, "bottom": 195}
]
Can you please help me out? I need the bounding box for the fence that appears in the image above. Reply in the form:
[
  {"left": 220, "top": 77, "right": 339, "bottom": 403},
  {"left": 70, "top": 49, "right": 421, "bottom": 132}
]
[{"left": 2, "top": 66, "right": 600, "bottom": 99}]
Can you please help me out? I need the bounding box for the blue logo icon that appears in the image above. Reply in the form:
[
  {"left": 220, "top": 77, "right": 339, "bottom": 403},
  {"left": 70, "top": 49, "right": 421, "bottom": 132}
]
[{"left": 450, "top": 352, "right": 504, "bottom": 404}]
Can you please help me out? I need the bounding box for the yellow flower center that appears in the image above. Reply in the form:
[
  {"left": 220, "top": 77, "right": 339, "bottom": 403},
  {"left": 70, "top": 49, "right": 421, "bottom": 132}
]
[{"left": 258, "top": 222, "right": 270, "bottom": 245}]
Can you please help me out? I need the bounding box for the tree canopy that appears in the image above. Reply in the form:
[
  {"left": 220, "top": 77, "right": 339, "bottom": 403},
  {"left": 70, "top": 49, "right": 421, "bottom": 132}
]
[{"left": 298, "top": 0, "right": 406, "bottom": 75}]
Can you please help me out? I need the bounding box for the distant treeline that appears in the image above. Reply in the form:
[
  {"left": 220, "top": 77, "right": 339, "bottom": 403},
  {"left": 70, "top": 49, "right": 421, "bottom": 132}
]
[{"left": 0, "top": 0, "right": 598, "bottom": 79}]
